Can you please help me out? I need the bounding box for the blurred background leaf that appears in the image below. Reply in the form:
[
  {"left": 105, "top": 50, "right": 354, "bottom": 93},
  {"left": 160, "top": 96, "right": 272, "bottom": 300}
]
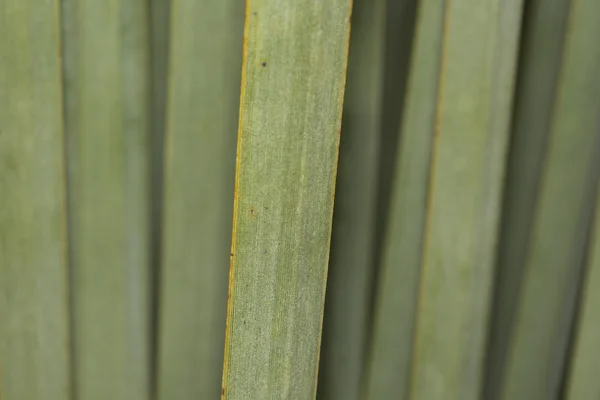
[
  {"left": 564, "top": 186, "right": 600, "bottom": 399},
  {"left": 407, "top": 0, "right": 524, "bottom": 398},
  {"left": 2, "top": 1, "right": 600, "bottom": 399},
  {"left": 490, "top": 0, "right": 600, "bottom": 397},
  {"left": 317, "top": 0, "right": 385, "bottom": 398},
  {"left": 156, "top": 0, "right": 243, "bottom": 398},
  {"left": 61, "top": 0, "right": 152, "bottom": 398},
  {"left": 483, "top": 0, "right": 572, "bottom": 396},
  {"left": 0, "top": 1, "right": 71, "bottom": 398},
  {"left": 364, "top": 0, "right": 442, "bottom": 398}
]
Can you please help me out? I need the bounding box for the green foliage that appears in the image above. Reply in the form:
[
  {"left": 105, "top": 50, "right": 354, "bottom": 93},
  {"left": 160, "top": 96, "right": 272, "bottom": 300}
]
[
  {"left": 221, "top": 1, "right": 351, "bottom": 399},
  {"left": 483, "top": 0, "right": 573, "bottom": 396},
  {"left": 408, "top": 0, "right": 524, "bottom": 398},
  {"left": 365, "top": 0, "right": 444, "bottom": 397},
  {"left": 494, "top": 0, "right": 600, "bottom": 397},
  {"left": 317, "top": 0, "right": 385, "bottom": 398},
  {"left": 565, "top": 188, "right": 600, "bottom": 399},
  {"left": 156, "top": 0, "right": 244, "bottom": 398},
  {"left": 62, "top": 0, "right": 152, "bottom": 398},
  {"left": 0, "top": 1, "right": 70, "bottom": 398},
  {"left": 2, "top": 1, "right": 599, "bottom": 400}
]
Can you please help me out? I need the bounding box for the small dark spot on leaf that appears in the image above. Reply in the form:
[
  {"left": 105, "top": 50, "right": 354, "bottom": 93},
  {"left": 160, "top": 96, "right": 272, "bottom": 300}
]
[
  {"left": 222, "top": 387, "right": 226, "bottom": 396},
  {"left": 261, "top": 61, "right": 267, "bottom": 67},
  {"left": 253, "top": 11, "right": 257, "bottom": 17},
  {"left": 263, "top": 249, "right": 267, "bottom": 254},
  {"left": 243, "top": 320, "right": 246, "bottom": 325}
]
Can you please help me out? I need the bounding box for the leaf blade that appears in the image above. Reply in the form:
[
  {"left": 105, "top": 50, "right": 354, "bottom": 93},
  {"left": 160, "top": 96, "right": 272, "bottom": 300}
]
[
  {"left": 221, "top": 1, "right": 352, "bottom": 399},
  {"left": 365, "top": 0, "right": 445, "bottom": 397},
  {"left": 62, "top": 0, "right": 152, "bottom": 397},
  {"left": 409, "top": 0, "right": 524, "bottom": 398},
  {"left": 566, "top": 186, "right": 600, "bottom": 399},
  {"left": 156, "top": 0, "right": 244, "bottom": 398},
  {"left": 0, "top": 0, "right": 71, "bottom": 398},
  {"left": 498, "top": 0, "right": 600, "bottom": 396},
  {"left": 317, "top": 0, "right": 386, "bottom": 398}
]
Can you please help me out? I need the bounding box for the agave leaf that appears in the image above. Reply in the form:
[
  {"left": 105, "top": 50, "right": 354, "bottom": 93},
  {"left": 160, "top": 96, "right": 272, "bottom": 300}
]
[
  {"left": 482, "top": 0, "right": 572, "bottom": 397},
  {"left": 148, "top": 0, "right": 170, "bottom": 369},
  {"left": 565, "top": 186, "right": 600, "bottom": 399},
  {"left": 149, "top": 0, "right": 170, "bottom": 170},
  {"left": 0, "top": 1, "right": 71, "bottom": 398},
  {"left": 372, "top": 0, "right": 418, "bottom": 242},
  {"left": 497, "top": 0, "right": 600, "bottom": 397},
  {"left": 61, "top": 0, "right": 152, "bottom": 398},
  {"left": 408, "top": 0, "right": 524, "bottom": 398},
  {"left": 156, "top": 0, "right": 244, "bottom": 398},
  {"left": 221, "top": 1, "right": 351, "bottom": 399},
  {"left": 482, "top": 0, "right": 585, "bottom": 397},
  {"left": 364, "top": 0, "right": 444, "bottom": 397},
  {"left": 316, "top": 0, "right": 385, "bottom": 398}
]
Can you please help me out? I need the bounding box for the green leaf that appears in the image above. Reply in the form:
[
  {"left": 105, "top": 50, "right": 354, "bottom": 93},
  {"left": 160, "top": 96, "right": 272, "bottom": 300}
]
[
  {"left": 156, "top": 0, "right": 244, "bottom": 398},
  {"left": 221, "top": 1, "right": 351, "bottom": 399},
  {"left": 408, "top": 0, "right": 524, "bottom": 398},
  {"left": 365, "top": 0, "right": 444, "bottom": 397},
  {"left": 0, "top": 1, "right": 71, "bottom": 398},
  {"left": 482, "top": 0, "right": 572, "bottom": 397},
  {"left": 62, "top": 0, "right": 152, "bottom": 398},
  {"left": 565, "top": 188, "right": 600, "bottom": 399},
  {"left": 316, "top": 0, "right": 385, "bottom": 398},
  {"left": 496, "top": 0, "right": 600, "bottom": 397}
]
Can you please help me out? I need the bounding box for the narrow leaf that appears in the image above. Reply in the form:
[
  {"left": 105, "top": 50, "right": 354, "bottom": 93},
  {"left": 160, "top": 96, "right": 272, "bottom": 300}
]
[
  {"left": 0, "top": 0, "right": 71, "bottom": 398},
  {"left": 221, "top": 1, "right": 352, "bottom": 399},
  {"left": 148, "top": 0, "right": 170, "bottom": 375},
  {"left": 372, "top": 0, "right": 418, "bottom": 241},
  {"left": 156, "top": 0, "right": 244, "bottom": 398},
  {"left": 409, "top": 0, "right": 524, "bottom": 398},
  {"left": 365, "top": 0, "right": 445, "bottom": 397},
  {"left": 566, "top": 187, "right": 600, "bottom": 399},
  {"left": 61, "top": 0, "right": 152, "bottom": 398},
  {"left": 498, "top": 0, "right": 600, "bottom": 396},
  {"left": 317, "top": 0, "right": 385, "bottom": 398},
  {"left": 483, "top": 0, "right": 572, "bottom": 396}
]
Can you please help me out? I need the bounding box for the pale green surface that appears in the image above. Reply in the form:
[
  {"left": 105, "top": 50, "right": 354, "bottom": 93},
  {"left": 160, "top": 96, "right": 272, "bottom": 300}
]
[
  {"left": 222, "top": 1, "right": 351, "bottom": 399},
  {"left": 500, "top": 0, "right": 600, "bottom": 397},
  {"left": 150, "top": 0, "right": 169, "bottom": 162},
  {"left": 409, "top": 0, "right": 523, "bottom": 399},
  {"left": 566, "top": 190, "right": 600, "bottom": 400},
  {"left": 156, "top": 0, "right": 244, "bottom": 398},
  {"left": 316, "top": 0, "right": 384, "bottom": 398},
  {"left": 482, "top": 0, "right": 571, "bottom": 397},
  {"left": 364, "top": 0, "right": 444, "bottom": 398},
  {"left": 0, "top": 0, "right": 71, "bottom": 398},
  {"left": 149, "top": 0, "right": 170, "bottom": 367},
  {"left": 62, "top": 0, "right": 152, "bottom": 398}
]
